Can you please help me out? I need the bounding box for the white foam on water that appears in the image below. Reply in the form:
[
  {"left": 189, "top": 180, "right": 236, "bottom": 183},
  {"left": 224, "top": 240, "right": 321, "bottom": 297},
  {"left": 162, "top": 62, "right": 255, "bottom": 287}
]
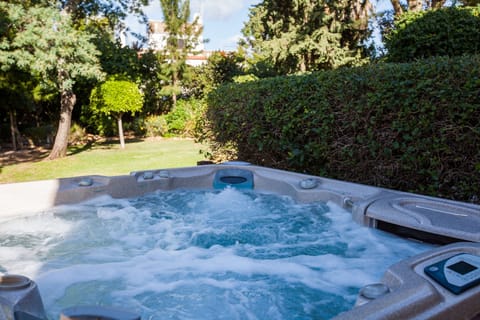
[{"left": 0, "top": 188, "right": 435, "bottom": 320}]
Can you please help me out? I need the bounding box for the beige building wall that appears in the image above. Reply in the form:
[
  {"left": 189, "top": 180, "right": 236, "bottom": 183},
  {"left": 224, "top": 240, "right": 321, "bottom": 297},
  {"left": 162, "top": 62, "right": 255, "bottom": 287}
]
[{"left": 148, "top": 20, "right": 208, "bottom": 66}]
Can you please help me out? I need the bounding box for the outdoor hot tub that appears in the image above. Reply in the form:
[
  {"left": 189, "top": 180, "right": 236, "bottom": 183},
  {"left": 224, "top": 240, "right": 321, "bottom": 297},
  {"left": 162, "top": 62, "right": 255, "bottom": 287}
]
[{"left": 0, "top": 162, "right": 479, "bottom": 320}]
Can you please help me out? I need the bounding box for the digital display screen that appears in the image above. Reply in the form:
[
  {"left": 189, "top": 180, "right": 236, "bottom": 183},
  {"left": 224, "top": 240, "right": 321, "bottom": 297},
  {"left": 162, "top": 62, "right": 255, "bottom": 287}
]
[{"left": 447, "top": 261, "right": 477, "bottom": 275}]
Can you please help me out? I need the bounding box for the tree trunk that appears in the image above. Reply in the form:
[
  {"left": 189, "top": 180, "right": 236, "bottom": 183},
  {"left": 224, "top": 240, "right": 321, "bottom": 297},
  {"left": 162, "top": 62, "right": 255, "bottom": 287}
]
[
  {"left": 391, "top": 0, "right": 404, "bottom": 16},
  {"left": 300, "top": 54, "right": 307, "bottom": 73},
  {"left": 9, "top": 110, "right": 18, "bottom": 151},
  {"left": 117, "top": 113, "right": 125, "bottom": 149},
  {"left": 9, "top": 110, "right": 23, "bottom": 151},
  {"left": 172, "top": 71, "right": 178, "bottom": 106},
  {"left": 48, "top": 90, "right": 76, "bottom": 159},
  {"left": 431, "top": 0, "right": 446, "bottom": 9},
  {"left": 408, "top": 0, "right": 423, "bottom": 12}
]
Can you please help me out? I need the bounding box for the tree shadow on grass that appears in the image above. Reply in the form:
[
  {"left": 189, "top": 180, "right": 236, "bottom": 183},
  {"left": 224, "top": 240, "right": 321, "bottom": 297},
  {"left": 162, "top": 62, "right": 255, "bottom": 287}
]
[
  {"left": 67, "top": 142, "right": 94, "bottom": 156},
  {"left": 0, "top": 136, "right": 147, "bottom": 163},
  {"left": 0, "top": 147, "right": 50, "bottom": 166},
  {"left": 67, "top": 137, "right": 145, "bottom": 156}
]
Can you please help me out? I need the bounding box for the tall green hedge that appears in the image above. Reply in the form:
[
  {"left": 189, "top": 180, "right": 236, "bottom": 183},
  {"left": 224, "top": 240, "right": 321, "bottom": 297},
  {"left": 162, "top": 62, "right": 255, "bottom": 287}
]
[{"left": 197, "top": 55, "right": 480, "bottom": 203}]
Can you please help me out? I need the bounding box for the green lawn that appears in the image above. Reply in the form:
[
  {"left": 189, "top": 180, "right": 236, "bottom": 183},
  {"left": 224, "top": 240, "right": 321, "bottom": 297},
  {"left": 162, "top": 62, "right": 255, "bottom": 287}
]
[{"left": 0, "top": 138, "right": 207, "bottom": 184}]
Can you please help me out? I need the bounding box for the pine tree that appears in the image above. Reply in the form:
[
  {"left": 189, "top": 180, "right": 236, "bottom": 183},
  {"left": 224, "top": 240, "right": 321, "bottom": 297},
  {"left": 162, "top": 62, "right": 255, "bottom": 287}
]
[
  {"left": 0, "top": 3, "right": 104, "bottom": 159},
  {"left": 242, "top": 0, "right": 372, "bottom": 74},
  {"left": 158, "top": 0, "right": 202, "bottom": 105}
]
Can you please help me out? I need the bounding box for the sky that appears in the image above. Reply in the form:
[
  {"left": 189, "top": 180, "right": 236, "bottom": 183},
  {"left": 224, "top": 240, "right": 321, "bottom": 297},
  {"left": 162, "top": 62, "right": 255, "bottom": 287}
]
[
  {"left": 126, "top": 0, "right": 262, "bottom": 51},
  {"left": 126, "top": 0, "right": 392, "bottom": 51}
]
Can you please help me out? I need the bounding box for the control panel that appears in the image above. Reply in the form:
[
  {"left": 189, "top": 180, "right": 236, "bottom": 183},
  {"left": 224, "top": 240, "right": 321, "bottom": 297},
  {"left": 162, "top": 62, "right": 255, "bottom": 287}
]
[{"left": 424, "top": 253, "right": 480, "bottom": 294}]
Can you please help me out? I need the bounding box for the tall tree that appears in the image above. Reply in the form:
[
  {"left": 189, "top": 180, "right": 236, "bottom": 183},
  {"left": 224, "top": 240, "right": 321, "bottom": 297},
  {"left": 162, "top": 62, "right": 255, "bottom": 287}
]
[
  {"left": 0, "top": 3, "right": 104, "bottom": 159},
  {"left": 1, "top": 2, "right": 31, "bottom": 150},
  {"left": 385, "top": 7, "right": 480, "bottom": 62},
  {"left": 158, "top": 0, "right": 202, "bottom": 105},
  {"left": 378, "top": 0, "right": 480, "bottom": 57},
  {"left": 0, "top": 70, "right": 35, "bottom": 150},
  {"left": 58, "top": 0, "right": 150, "bottom": 32},
  {"left": 184, "top": 51, "right": 245, "bottom": 98},
  {"left": 241, "top": 0, "right": 372, "bottom": 74},
  {"left": 387, "top": 0, "right": 479, "bottom": 16}
]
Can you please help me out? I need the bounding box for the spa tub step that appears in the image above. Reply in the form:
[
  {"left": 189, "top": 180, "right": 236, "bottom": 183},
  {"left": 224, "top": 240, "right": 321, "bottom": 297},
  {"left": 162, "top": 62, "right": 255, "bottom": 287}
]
[{"left": 365, "top": 197, "right": 480, "bottom": 243}]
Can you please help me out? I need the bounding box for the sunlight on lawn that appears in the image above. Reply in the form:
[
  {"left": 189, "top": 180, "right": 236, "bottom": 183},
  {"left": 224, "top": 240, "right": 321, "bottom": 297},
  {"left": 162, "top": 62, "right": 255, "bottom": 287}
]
[{"left": 0, "top": 139, "right": 207, "bottom": 184}]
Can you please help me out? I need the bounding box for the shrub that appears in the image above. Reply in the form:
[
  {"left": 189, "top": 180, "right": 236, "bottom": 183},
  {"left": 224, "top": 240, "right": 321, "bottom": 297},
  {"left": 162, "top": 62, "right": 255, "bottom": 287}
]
[
  {"left": 385, "top": 7, "right": 480, "bottom": 62},
  {"left": 23, "top": 125, "right": 55, "bottom": 146},
  {"left": 68, "top": 123, "right": 87, "bottom": 146},
  {"left": 143, "top": 115, "right": 168, "bottom": 137},
  {"left": 197, "top": 55, "right": 480, "bottom": 203},
  {"left": 80, "top": 105, "right": 116, "bottom": 136},
  {"left": 166, "top": 99, "right": 205, "bottom": 137}
]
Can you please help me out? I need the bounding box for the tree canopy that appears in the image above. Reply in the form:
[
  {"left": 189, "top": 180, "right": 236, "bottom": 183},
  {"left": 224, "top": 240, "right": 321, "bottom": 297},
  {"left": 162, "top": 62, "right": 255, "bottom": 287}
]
[
  {"left": 388, "top": 0, "right": 480, "bottom": 16},
  {"left": 58, "top": 0, "right": 151, "bottom": 33},
  {"left": 0, "top": 3, "right": 104, "bottom": 158},
  {"left": 89, "top": 78, "right": 143, "bottom": 148},
  {"left": 0, "top": 0, "right": 154, "bottom": 156},
  {"left": 241, "top": 0, "right": 372, "bottom": 74},
  {"left": 158, "top": 0, "right": 202, "bottom": 105},
  {"left": 385, "top": 6, "right": 480, "bottom": 62}
]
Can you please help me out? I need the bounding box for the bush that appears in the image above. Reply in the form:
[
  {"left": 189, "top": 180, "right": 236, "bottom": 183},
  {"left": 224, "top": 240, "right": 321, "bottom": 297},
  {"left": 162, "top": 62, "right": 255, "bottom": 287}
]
[
  {"left": 68, "top": 123, "right": 88, "bottom": 145},
  {"left": 143, "top": 115, "right": 168, "bottom": 137},
  {"left": 197, "top": 55, "right": 480, "bottom": 203},
  {"left": 385, "top": 7, "right": 480, "bottom": 62},
  {"left": 80, "top": 105, "right": 116, "bottom": 136},
  {"left": 23, "top": 125, "right": 55, "bottom": 146},
  {"left": 165, "top": 99, "right": 205, "bottom": 137}
]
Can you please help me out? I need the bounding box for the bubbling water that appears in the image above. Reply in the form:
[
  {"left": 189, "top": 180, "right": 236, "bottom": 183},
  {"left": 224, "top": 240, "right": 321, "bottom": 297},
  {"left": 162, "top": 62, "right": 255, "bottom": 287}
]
[{"left": 0, "top": 188, "right": 434, "bottom": 319}]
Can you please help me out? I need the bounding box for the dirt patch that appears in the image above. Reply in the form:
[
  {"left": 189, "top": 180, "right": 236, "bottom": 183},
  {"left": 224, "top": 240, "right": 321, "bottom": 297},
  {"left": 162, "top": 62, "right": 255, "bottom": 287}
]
[{"left": 0, "top": 147, "right": 51, "bottom": 166}]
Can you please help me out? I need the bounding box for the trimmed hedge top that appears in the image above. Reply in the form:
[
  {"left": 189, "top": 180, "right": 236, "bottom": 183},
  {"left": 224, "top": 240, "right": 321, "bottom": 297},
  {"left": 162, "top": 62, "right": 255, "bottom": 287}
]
[{"left": 198, "top": 55, "right": 480, "bottom": 203}]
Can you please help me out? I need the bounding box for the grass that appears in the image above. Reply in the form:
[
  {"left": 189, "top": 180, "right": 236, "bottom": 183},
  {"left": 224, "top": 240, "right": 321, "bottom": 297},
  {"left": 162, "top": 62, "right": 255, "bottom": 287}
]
[{"left": 0, "top": 138, "right": 207, "bottom": 184}]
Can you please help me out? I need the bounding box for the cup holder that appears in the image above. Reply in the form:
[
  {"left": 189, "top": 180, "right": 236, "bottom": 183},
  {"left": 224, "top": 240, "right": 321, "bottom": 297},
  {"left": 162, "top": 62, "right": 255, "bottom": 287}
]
[{"left": 0, "top": 274, "right": 31, "bottom": 290}]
